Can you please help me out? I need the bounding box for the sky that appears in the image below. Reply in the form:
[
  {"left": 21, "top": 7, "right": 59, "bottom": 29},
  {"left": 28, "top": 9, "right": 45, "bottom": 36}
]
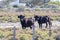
[{"left": 0, "top": 0, "right": 2, "bottom": 1}]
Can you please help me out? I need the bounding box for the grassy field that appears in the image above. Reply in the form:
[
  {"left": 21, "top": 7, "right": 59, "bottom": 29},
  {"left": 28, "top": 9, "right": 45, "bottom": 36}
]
[
  {"left": 0, "top": 11, "right": 60, "bottom": 40},
  {"left": 0, "top": 28, "right": 59, "bottom": 40},
  {"left": 0, "top": 11, "right": 60, "bottom": 23}
]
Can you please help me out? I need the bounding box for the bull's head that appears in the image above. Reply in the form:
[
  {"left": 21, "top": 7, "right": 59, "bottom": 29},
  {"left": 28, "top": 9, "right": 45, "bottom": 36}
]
[
  {"left": 34, "top": 15, "right": 39, "bottom": 21},
  {"left": 18, "top": 15, "right": 25, "bottom": 19}
]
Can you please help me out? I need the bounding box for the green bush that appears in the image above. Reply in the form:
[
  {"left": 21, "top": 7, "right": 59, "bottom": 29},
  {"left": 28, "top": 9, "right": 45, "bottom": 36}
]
[
  {"left": 20, "top": 34, "right": 31, "bottom": 40},
  {"left": 0, "top": 33, "right": 4, "bottom": 39},
  {"left": 55, "top": 17, "right": 60, "bottom": 21}
]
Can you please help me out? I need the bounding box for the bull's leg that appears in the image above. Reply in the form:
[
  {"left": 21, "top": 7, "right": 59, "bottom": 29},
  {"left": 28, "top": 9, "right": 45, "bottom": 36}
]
[
  {"left": 39, "top": 24, "right": 40, "bottom": 28},
  {"left": 22, "top": 27, "right": 26, "bottom": 29},
  {"left": 30, "top": 26, "right": 32, "bottom": 29},
  {"left": 41, "top": 24, "right": 42, "bottom": 29},
  {"left": 39, "top": 24, "right": 42, "bottom": 29},
  {"left": 46, "top": 22, "right": 48, "bottom": 28}
]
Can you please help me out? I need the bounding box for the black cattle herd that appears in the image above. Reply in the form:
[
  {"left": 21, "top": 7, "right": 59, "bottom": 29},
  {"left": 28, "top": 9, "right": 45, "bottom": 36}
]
[{"left": 18, "top": 15, "right": 52, "bottom": 29}]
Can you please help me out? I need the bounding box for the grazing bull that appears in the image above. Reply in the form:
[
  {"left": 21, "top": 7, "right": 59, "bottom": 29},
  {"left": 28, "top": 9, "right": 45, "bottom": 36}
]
[
  {"left": 18, "top": 15, "right": 34, "bottom": 29},
  {"left": 34, "top": 15, "right": 52, "bottom": 28}
]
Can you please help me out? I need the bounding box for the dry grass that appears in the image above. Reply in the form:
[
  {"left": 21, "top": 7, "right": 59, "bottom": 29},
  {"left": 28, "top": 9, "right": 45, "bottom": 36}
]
[
  {"left": 0, "top": 11, "right": 60, "bottom": 16},
  {"left": 0, "top": 28, "right": 58, "bottom": 40},
  {"left": 0, "top": 11, "right": 60, "bottom": 22},
  {"left": 0, "top": 10, "right": 59, "bottom": 40}
]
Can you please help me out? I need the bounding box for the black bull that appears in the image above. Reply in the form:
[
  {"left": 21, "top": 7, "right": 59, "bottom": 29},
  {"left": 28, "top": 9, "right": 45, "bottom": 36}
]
[
  {"left": 34, "top": 15, "right": 52, "bottom": 28},
  {"left": 18, "top": 15, "right": 52, "bottom": 29},
  {"left": 18, "top": 15, "right": 34, "bottom": 29}
]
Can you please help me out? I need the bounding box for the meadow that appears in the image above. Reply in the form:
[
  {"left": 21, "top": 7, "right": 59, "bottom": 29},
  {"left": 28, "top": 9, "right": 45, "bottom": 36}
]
[
  {"left": 0, "top": 10, "right": 60, "bottom": 40},
  {"left": 0, "top": 10, "right": 60, "bottom": 23},
  {"left": 0, "top": 28, "right": 59, "bottom": 40}
]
